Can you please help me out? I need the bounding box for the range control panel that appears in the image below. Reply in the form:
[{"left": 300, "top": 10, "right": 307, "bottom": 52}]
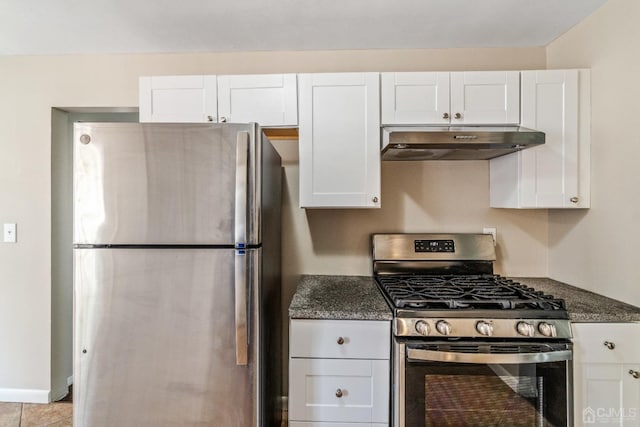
[{"left": 414, "top": 239, "right": 455, "bottom": 253}]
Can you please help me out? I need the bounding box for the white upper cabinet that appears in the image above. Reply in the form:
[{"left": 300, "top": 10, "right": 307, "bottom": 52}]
[
  {"left": 490, "top": 69, "right": 590, "bottom": 209},
  {"left": 298, "top": 73, "right": 381, "bottom": 208},
  {"left": 381, "top": 72, "right": 450, "bottom": 125},
  {"left": 381, "top": 71, "right": 519, "bottom": 125},
  {"left": 139, "top": 73, "right": 297, "bottom": 126},
  {"left": 139, "top": 75, "right": 218, "bottom": 123},
  {"left": 450, "top": 71, "right": 520, "bottom": 124},
  {"left": 217, "top": 74, "right": 298, "bottom": 126}
]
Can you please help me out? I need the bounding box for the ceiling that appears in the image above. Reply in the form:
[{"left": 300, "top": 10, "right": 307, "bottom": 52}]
[{"left": 0, "top": 0, "right": 608, "bottom": 56}]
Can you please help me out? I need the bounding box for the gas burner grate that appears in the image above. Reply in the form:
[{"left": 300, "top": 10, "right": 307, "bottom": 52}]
[{"left": 376, "top": 274, "right": 567, "bottom": 311}]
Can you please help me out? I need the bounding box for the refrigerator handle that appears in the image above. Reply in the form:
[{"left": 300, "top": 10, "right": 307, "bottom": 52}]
[
  {"left": 234, "top": 251, "right": 248, "bottom": 365},
  {"left": 234, "top": 131, "right": 249, "bottom": 247}
]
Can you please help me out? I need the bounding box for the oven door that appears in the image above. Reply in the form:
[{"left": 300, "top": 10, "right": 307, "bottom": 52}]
[{"left": 395, "top": 340, "right": 573, "bottom": 427}]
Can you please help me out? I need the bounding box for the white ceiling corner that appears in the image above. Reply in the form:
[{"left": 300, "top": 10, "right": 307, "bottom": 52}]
[{"left": 0, "top": 0, "right": 609, "bottom": 55}]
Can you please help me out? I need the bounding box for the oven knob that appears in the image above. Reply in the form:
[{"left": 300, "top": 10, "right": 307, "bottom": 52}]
[
  {"left": 415, "top": 320, "right": 431, "bottom": 336},
  {"left": 516, "top": 321, "right": 536, "bottom": 337},
  {"left": 538, "top": 322, "right": 557, "bottom": 337},
  {"left": 476, "top": 321, "right": 494, "bottom": 336},
  {"left": 436, "top": 320, "right": 452, "bottom": 336}
]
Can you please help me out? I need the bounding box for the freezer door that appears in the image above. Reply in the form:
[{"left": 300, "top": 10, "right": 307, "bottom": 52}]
[
  {"left": 73, "top": 123, "right": 260, "bottom": 245},
  {"left": 74, "top": 248, "right": 258, "bottom": 426}
]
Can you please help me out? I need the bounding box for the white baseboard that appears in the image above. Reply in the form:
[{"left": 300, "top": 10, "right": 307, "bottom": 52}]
[{"left": 0, "top": 388, "right": 50, "bottom": 403}]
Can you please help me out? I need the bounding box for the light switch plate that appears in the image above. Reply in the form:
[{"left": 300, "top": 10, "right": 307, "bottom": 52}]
[{"left": 3, "top": 223, "right": 17, "bottom": 243}]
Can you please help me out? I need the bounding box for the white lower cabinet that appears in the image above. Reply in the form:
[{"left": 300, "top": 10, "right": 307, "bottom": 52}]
[
  {"left": 290, "top": 423, "right": 387, "bottom": 427},
  {"left": 289, "top": 319, "right": 390, "bottom": 426},
  {"left": 573, "top": 323, "right": 640, "bottom": 426},
  {"left": 289, "top": 359, "right": 388, "bottom": 423}
]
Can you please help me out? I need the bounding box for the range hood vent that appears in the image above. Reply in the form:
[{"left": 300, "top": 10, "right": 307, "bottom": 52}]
[{"left": 381, "top": 126, "right": 545, "bottom": 161}]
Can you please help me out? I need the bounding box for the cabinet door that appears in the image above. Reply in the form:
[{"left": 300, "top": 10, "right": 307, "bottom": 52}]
[
  {"left": 381, "top": 72, "right": 450, "bottom": 125},
  {"left": 575, "top": 365, "right": 640, "bottom": 427},
  {"left": 217, "top": 74, "right": 297, "bottom": 126},
  {"left": 489, "top": 69, "right": 590, "bottom": 209},
  {"left": 575, "top": 364, "right": 626, "bottom": 427},
  {"left": 290, "top": 423, "right": 387, "bottom": 427},
  {"left": 519, "top": 70, "right": 581, "bottom": 208},
  {"left": 573, "top": 323, "right": 640, "bottom": 426},
  {"left": 623, "top": 364, "right": 640, "bottom": 427},
  {"left": 450, "top": 71, "right": 519, "bottom": 124},
  {"left": 139, "top": 75, "right": 217, "bottom": 123},
  {"left": 298, "top": 73, "right": 381, "bottom": 208},
  {"left": 289, "top": 358, "right": 389, "bottom": 423}
]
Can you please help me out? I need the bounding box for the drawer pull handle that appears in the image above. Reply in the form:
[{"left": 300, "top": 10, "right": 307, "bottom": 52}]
[
  {"left": 604, "top": 341, "right": 615, "bottom": 350},
  {"left": 337, "top": 337, "right": 345, "bottom": 345},
  {"left": 630, "top": 370, "right": 640, "bottom": 379},
  {"left": 335, "top": 388, "right": 344, "bottom": 398}
]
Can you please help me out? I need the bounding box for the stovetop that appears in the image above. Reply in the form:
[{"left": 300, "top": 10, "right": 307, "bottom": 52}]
[
  {"left": 376, "top": 274, "right": 567, "bottom": 312},
  {"left": 372, "top": 234, "right": 572, "bottom": 339},
  {"left": 375, "top": 275, "right": 572, "bottom": 338}
]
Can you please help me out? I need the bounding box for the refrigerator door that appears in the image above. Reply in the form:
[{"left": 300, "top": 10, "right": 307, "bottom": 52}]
[
  {"left": 74, "top": 247, "right": 259, "bottom": 426},
  {"left": 73, "top": 123, "right": 260, "bottom": 246}
]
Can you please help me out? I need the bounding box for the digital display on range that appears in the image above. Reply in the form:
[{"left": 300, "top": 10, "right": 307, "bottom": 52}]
[{"left": 414, "top": 239, "right": 455, "bottom": 253}]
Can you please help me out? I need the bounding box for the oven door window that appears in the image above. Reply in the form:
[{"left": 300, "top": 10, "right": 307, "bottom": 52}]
[{"left": 405, "top": 356, "right": 570, "bottom": 426}]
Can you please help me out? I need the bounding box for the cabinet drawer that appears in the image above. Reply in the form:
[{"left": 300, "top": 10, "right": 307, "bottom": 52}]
[
  {"left": 573, "top": 323, "right": 640, "bottom": 364},
  {"left": 290, "top": 320, "right": 390, "bottom": 359},
  {"left": 289, "top": 358, "right": 389, "bottom": 423},
  {"left": 290, "top": 422, "right": 387, "bottom": 427}
]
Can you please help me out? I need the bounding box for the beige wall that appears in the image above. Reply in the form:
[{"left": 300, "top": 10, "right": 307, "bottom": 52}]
[
  {"left": 546, "top": 0, "right": 640, "bottom": 307},
  {"left": 0, "top": 47, "right": 547, "bottom": 399}
]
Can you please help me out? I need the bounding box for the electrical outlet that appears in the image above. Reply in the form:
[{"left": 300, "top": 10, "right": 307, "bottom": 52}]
[
  {"left": 483, "top": 227, "right": 496, "bottom": 245},
  {"left": 3, "top": 223, "right": 17, "bottom": 243}
]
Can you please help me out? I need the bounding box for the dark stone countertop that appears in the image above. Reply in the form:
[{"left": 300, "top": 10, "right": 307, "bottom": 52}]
[
  {"left": 511, "top": 277, "right": 640, "bottom": 322},
  {"left": 289, "top": 275, "right": 640, "bottom": 323},
  {"left": 288, "top": 275, "right": 392, "bottom": 321}
]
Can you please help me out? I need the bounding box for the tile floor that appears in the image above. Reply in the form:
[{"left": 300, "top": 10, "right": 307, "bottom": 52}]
[
  {"left": 0, "top": 401, "right": 72, "bottom": 427},
  {"left": 0, "top": 393, "right": 287, "bottom": 427}
]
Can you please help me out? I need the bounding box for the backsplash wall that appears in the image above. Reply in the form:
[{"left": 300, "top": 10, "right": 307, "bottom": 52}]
[{"left": 276, "top": 142, "right": 549, "bottom": 318}]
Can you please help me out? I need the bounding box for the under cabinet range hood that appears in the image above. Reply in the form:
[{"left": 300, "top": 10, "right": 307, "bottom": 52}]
[{"left": 381, "top": 126, "right": 545, "bottom": 161}]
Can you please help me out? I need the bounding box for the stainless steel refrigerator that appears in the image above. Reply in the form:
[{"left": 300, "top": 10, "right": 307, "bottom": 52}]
[{"left": 73, "top": 122, "right": 282, "bottom": 426}]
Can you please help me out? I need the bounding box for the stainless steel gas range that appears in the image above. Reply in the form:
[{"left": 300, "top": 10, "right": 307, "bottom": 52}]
[{"left": 373, "top": 234, "right": 573, "bottom": 427}]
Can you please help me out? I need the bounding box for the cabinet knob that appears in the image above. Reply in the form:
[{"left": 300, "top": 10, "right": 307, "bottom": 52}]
[
  {"left": 630, "top": 370, "right": 640, "bottom": 379},
  {"left": 219, "top": 116, "right": 227, "bottom": 123},
  {"left": 443, "top": 112, "right": 449, "bottom": 120},
  {"left": 570, "top": 197, "right": 579, "bottom": 204},
  {"left": 337, "top": 337, "right": 345, "bottom": 345},
  {"left": 454, "top": 113, "right": 462, "bottom": 120},
  {"left": 372, "top": 196, "right": 379, "bottom": 203},
  {"left": 335, "top": 388, "right": 344, "bottom": 398},
  {"left": 604, "top": 341, "right": 615, "bottom": 350},
  {"left": 207, "top": 116, "right": 214, "bottom": 122}
]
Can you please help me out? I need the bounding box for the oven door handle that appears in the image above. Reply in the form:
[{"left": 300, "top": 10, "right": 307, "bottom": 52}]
[{"left": 406, "top": 348, "right": 572, "bottom": 364}]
